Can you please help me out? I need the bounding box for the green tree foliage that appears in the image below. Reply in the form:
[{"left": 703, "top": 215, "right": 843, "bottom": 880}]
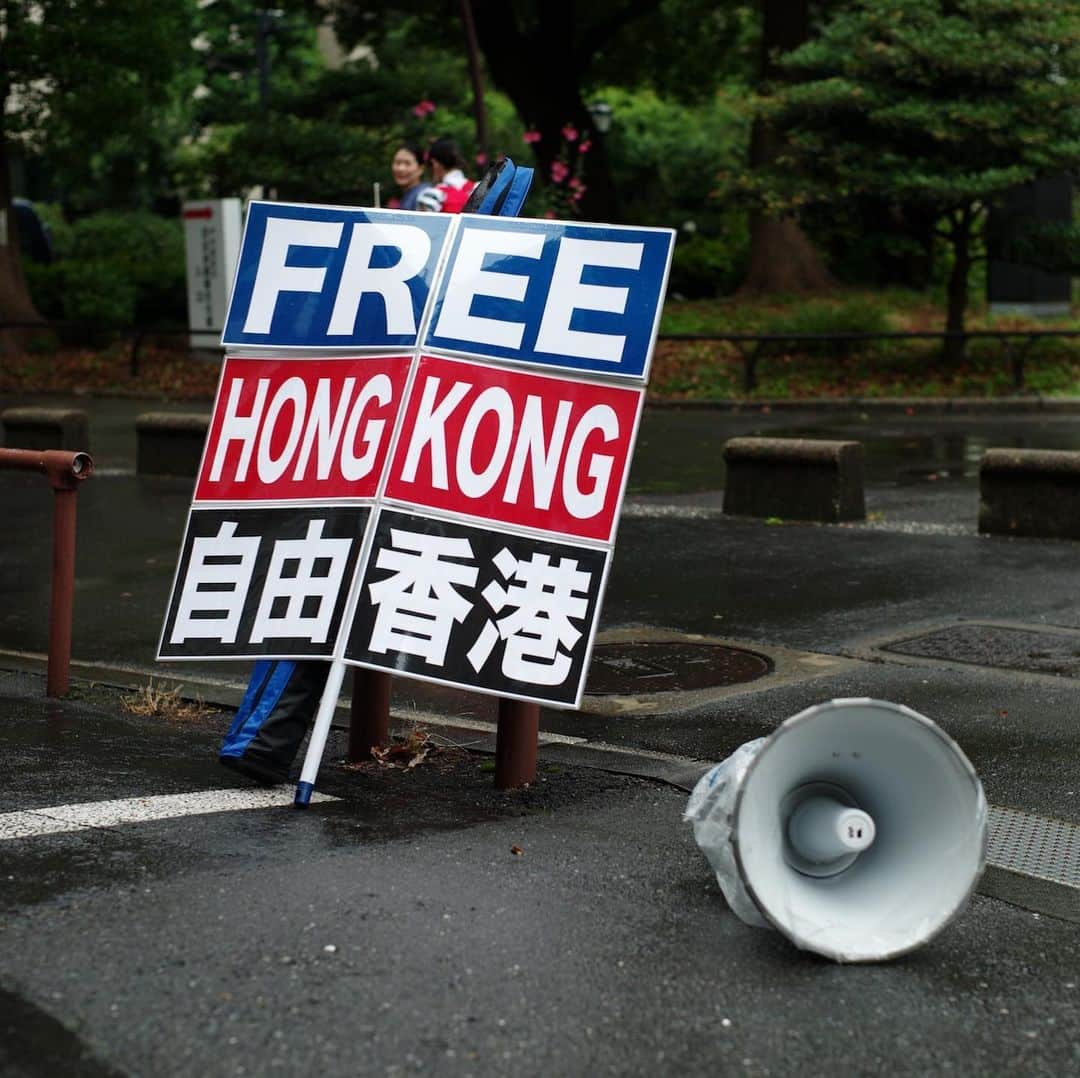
[
  {"left": 2, "top": 0, "right": 195, "bottom": 210},
  {"left": 328, "top": 0, "right": 742, "bottom": 221},
  {"left": 0, "top": 0, "right": 193, "bottom": 327},
  {"left": 175, "top": 0, "right": 382, "bottom": 202},
  {"left": 599, "top": 85, "right": 750, "bottom": 293},
  {"left": 177, "top": 4, "right": 527, "bottom": 205},
  {"left": 749, "top": 0, "right": 1080, "bottom": 357}
]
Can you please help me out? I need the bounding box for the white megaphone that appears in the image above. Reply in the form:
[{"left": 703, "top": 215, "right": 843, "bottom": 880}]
[{"left": 685, "top": 698, "right": 987, "bottom": 963}]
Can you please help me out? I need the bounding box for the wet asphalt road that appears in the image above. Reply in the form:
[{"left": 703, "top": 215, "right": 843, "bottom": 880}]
[{"left": 2, "top": 394, "right": 1080, "bottom": 1075}]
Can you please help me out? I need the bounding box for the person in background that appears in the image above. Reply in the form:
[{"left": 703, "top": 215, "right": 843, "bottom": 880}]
[
  {"left": 417, "top": 137, "right": 477, "bottom": 213},
  {"left": 388, "top": 140, "right": 432, "bottom": 212}
]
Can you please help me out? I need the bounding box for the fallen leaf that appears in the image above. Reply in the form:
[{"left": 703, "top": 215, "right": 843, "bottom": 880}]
[{"left": 511, "top": 845, "right": 524, "bottom": 857}]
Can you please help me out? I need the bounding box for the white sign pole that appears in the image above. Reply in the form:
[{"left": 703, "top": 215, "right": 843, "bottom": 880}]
[{"left": 294, "top": 659, "right": 348, "bottom": 807}]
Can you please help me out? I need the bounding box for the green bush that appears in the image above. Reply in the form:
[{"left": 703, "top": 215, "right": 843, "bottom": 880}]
[
  {"left": 25, "top": 209, "right": 186, "bottom": 342},
  {"left": 668, "top": 232, "right": 747, "bottom": 298},
  {"left": 599, "top": 86, "right": 748, "bottom": 233},
  {"left": 58, "top": 260, "right": 138, "bottom": 338},
  {"left": 765, "top": 297, "right": 892, "bottom": 356},
  {"left": 65, "top": 211, "right": 186, "bottom": 324}
]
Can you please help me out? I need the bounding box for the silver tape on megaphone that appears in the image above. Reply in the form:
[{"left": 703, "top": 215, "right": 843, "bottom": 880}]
[{"left": 685, "top": 698, "right": 987, "bottom": 963}]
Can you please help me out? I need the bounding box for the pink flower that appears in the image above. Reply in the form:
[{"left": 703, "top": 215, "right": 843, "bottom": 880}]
[
  {"left": 568, "top": 176, "right": 583, "bottom": 191},
  {"left": 522, "top": 130, "right": 541, "bottom": 144},
  {"left": 544, "top": 210, "right": 557, "bottom": 219},
  {"left": 571, "top": 191, "right": 584, "bottom": 202},
  {"left": 578, "top": 140, "right": 592, "bottom": 154},
  {"left": 561, "top": 124, "right": 578, "bottom": 142},
  {"left": 411, "top": 99, "right": 436, "bottom": 118},
  {"left": 550, "top": 160, "right": 569, "bottom": 183},
  {"left": 475, "top": 152, "right": 488, "bottom": 166}
]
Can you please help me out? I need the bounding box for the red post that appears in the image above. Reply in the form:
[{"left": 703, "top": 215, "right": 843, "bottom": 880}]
[
  {"left": 0, "top": 449, "right": 92, "bottom": 698},
  {"left": 495, "top": 698, "right": 539, "bottom": 789},
  {"left": 348, "top": 668, "right": 392, "bottom": 761},
  {"left": 48, "top": 488, "right": 79, "bottom": 697}
]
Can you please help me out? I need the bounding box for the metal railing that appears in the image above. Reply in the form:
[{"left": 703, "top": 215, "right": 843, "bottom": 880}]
[
  {"left": 0, "top": 320, "right": 221, "bottom": 376},
  {"left": 657, "top": 330, "right": 1080, "bottom": 393},
  {"left": 9, "top": 320, "right": 1080, "bottom": 395}
]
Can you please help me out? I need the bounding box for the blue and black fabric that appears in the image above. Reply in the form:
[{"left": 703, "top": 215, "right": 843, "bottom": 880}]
[
  {"left": 220, "top": 166, "right": 535, "bottom": 784},
  {"left": 219, "top": 660, "right": 329, "bottom": 785}
]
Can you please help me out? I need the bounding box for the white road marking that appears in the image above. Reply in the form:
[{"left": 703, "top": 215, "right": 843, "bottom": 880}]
[{"left": 0, "top": 787, "right": 339, "bottom": 842}]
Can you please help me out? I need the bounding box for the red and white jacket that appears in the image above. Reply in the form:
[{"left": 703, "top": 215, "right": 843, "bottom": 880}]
[{"left": 417, "top": 169, "right": 477, "bottom": 213}]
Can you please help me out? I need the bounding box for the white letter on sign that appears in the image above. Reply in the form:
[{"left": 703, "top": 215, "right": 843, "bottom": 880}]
[
  {"left": 535, "top": 238, "right": 644, "bottom": 363},
  {"left": 291, "top": 378, "right": 356, "bottom": 481},
  {"left": 327, "top": 223, "right": 432, "bottom": 337},
  {"left": 210, "top": 377, "right": 270, "bottom": 482},
  {"left": 456, "top": 387, "right": 515, "bottom": 498},
  {"left": 400, "top": 377, "right": 471, "bottom": 489},
  {"left": 433, "top": 228, "right": 544, "bottom": 349},
  {"left": 257, "top": 377, "right": 307, "bottom": 483},
  {"left": 562, "top": 404, "right": 618, "bottom": 518},
  {"left": 243, "top": 218, "right": 344, "bottom": 334},
  {"left": 503, "top": 396, "right": 573, "bottom": 510},
  {"left": 341, "top": 374, "right": 393, "bottom": 481}
]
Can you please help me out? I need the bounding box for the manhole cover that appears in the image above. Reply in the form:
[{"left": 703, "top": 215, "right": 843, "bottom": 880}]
[
  {"left": 884, "top": 624, "right": 1080, "bottom": 677},
  {"left": 584, "top": 642, "right": 771, "bottom": 696}
]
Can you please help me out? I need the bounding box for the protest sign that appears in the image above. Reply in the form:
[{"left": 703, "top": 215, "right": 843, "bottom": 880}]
[{"left": 161, "top": 202, "right": 673, "bottom": 709}]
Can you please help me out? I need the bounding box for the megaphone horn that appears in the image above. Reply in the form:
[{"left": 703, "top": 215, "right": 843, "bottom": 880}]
[{"left": 685, "top": 698, "right": 987, "bottom": 963}]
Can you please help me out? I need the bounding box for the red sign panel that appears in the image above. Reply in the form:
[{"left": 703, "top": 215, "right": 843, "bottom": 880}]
[
  {"left": 196, "top": 355, "right": 411, "bottom": 503},
  {"left": 384, "top": 355, "right": 643, "bottom": 542}
]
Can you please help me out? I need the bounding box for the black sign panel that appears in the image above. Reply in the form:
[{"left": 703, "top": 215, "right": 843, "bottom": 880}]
[
  {"left": 159, "top": 506, "right": 370, "bottom": 659},
  {"left": 345, "top": 509, "right": 609, "bottom": 707}
]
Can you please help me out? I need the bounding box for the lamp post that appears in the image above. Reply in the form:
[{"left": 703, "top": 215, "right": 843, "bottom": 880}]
[
  {"left": 256, "top": 8, "right": 284, "bottom": 197},
  {"left": 588, "top": 100, "right": 613, "bottom": 135}
]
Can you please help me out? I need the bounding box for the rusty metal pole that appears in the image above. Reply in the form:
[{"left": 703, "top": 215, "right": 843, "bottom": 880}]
[
  {"left": 348, "top": 668, "right": 392, "bottom": 761},
  {"left": 47, "top": 487, "right": 79, "bottom": 697},
  {"left": 494, "top": 698, "right": 539, "bottom": 789},
  {"left": 0, "top": 449, "right": 93, "bottom": 698}
]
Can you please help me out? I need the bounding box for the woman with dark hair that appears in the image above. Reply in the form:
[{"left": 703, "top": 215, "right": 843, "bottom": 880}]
[
  {"left": 388, "top": 141, "right": 432, "bottom": 211},
  {"left": 417, "top": 136, "right": 477, "bottom": 213}
]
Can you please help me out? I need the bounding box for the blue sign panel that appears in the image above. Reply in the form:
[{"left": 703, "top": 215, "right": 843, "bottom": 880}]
[
  {"left": 425, "top": 217, "right": 674, "bottom": 381},
  {"left": 222, "top": 202, "right": 453, "bottom": 350}
]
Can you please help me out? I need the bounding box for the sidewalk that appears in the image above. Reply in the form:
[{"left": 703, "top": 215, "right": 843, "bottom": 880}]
[{"left": 2, "top": 395, "right": 1080, "bottom": 1075}]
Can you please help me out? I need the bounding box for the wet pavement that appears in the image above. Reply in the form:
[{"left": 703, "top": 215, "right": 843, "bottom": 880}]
[{"left": 3, "top": 392, "right": 1080, "bottom": 1075}]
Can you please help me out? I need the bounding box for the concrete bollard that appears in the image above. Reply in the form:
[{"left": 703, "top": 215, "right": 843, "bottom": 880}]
[
  {"left": 1, "top": 407, "right": 89, "bottom": 452},
  {"left": 723, "top": 437, "right": 865, "bottom": 523},
  {"left": 136, "top": 411, "right": 210, "bottom": 477},
  {"left": 979, "top": 448, "right": 1080, "bottom": 539}
]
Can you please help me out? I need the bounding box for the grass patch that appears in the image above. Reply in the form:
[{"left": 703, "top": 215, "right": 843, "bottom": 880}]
[{"left": 121, "top": 679, "right": 217, "bottom": 721}]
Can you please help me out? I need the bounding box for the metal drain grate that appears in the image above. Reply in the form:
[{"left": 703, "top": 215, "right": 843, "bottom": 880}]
[
  {"left": 987, "top": 806, "right": 1080, "bottom": 888},
  {"left": 584, "top": 642, "right": 771, "bottom": 696},
  {"left": 883, "top": 623, "right": 1080, "bottom": 678}
]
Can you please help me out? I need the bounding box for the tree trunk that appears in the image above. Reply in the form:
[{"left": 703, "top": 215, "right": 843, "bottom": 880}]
[
  {"left": 738, "top": 0, "right": 833, "bottom": 294},
  {"left": 741, "top": 214, "right": 834, "bottom": 295},
  {"left": 943, "top": 210, "right": 972, "bottom": 365},
  {"left": 459, "top": 0, "right": 489, "bottom": 165},
  {"left": 470, "top": 1, "right": 653, "bottom": 222}
]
